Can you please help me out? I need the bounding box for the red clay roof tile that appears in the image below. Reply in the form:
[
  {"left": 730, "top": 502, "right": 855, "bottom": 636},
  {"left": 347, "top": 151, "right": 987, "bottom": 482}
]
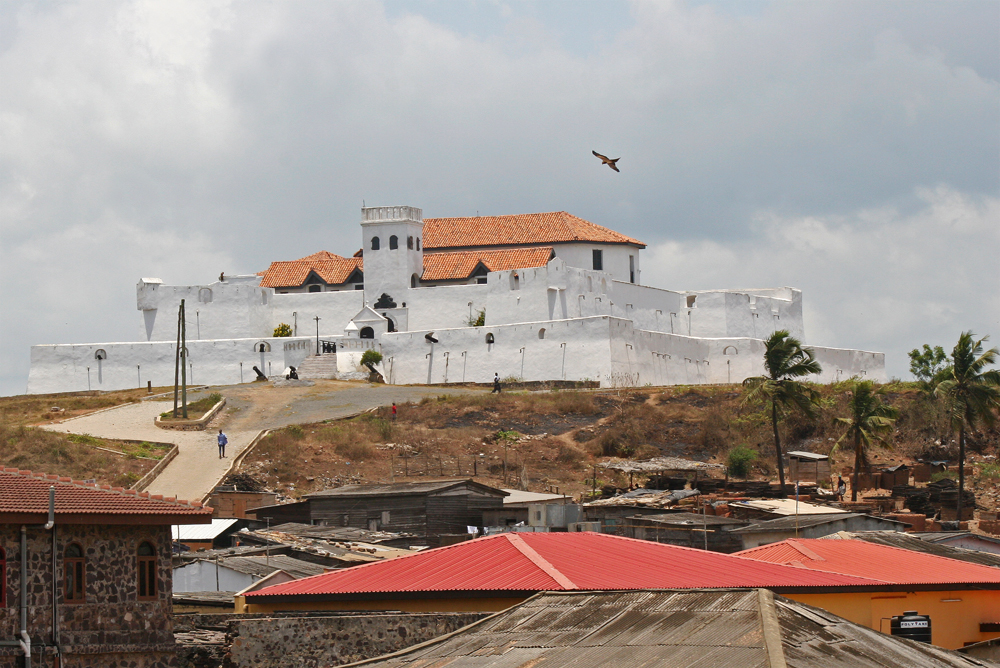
[
  {"left": 0, "top": 469, "right": 213, "bottom": 524},
  {"left": 423, "top": 212, "right": 645, "bottom": 249},
  {"left": 421, "top": 248, "right": 554, "bottom": 281},
  {"left": 259, "top": 253, "right": 363, "bottom": 289}
]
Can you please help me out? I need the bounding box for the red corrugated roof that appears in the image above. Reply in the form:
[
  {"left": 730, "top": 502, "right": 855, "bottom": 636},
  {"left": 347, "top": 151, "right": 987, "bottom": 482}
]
[
  {"left": 736, "top": 538, "right": 1000, "bottom": 586},
  {"left": 423, "top": 212, "right": 645, "bottom": 249},
  {"left": 244, "top": 532, "right": 877, "bottom": 600},
  {"left": 0, "top": 468, "right": 213, "bottom": 524},
  {"left": 420, "top": 248, "right": 554, "bottom": 281}
]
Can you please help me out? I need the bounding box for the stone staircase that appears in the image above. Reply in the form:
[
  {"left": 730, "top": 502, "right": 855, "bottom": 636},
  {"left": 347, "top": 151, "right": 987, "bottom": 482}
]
[{"left": 296, "top": 353, "right": 339, "bottom": 380}]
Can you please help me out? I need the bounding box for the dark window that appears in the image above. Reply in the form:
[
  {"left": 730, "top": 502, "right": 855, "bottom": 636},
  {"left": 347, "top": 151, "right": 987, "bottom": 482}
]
[
  {"left": 411, "top": 273, "right": 419, "bottom": 288},
  {"left": 360, "top": 327, "right": 374, "bottom": 339},
  {"left": 354, "top": 284, "right": 364, "bottom": 290},
  {"left": 386, "top": 317, "right": 396, "bottom": 333},
  {"left": 137, "top": 542, "right": 157, "bottom": 600},
  {"left": 416, "top": 238, "right": 421, "bottom": 250},
  {"left": 371, "top": 237, "right": 380, "bottom": 251},
  {"left": 485, "top": 333, "right": 495, "bottom": 344},
  {"left": 308, "top": 285, "right": 321, "bottom": 293},
  {"left": 477, "top": 277, "right": 487, "bottom": 285},
  {"left": 407, "top": 236, "right": 414, "bottom": 250},
  {"left": 629, "top": 255, "right": 635, "bottom": 284},
  {"left": 389, "top": 235, "right": 398, "bottom": 250},
  {"left": 64, "top": 544, "right": 85, "bottom": 603},
  {"left": 592, "top": 249, "right": 603, "bottom": 271},
  {"left": 0, "top": 547, "right": 5, "bottom": 607}
]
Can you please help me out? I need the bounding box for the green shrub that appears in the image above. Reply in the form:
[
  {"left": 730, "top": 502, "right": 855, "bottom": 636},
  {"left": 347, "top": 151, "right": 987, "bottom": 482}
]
[
  {"left": 360, "top": 350, "right": 383, "bottom": 371},
  {"left": 727, "top": 444, "right": 758, "bottom": 479},
  {"left": 287, "top": 425, "right": 304, "bottom": 440},
  {"left": 979, "top": 463, "right": 1000, "bottom": 479},
  {"left": 273, "top": 323, "right": 293, "bottom": 337},
  {"left": 466, "top": 309, "right": 486, "bottom": 327},
  {"left": 930, "top": 470, "right": 958, "bottom": 482}
]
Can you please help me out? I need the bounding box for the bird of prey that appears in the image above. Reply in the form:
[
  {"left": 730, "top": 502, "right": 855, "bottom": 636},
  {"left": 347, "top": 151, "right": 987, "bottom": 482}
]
[{"left": 592, "top": 150, "right": 620, "bottom": 172}]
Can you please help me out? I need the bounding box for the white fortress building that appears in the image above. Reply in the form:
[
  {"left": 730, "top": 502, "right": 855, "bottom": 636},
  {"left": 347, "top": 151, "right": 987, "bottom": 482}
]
[{"left": 27, "top": 206, "right": 884, "bottom": 393}]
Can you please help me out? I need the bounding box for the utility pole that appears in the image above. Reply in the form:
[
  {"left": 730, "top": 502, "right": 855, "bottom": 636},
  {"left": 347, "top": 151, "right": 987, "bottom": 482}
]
[
  {"left": 173, "top": 303, "right": 182, "bottom": 417},
  {"left": 181, "top": 299, "right": 188, "bottom": 418},
  {"left": 314, "top": 316, "right": 321, "bottom": 355}
]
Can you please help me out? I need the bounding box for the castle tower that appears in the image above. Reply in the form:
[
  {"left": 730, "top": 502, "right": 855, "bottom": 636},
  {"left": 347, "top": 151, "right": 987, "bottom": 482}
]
[{"left": 360, "top": 205, "right": 424, "bottom": 309}]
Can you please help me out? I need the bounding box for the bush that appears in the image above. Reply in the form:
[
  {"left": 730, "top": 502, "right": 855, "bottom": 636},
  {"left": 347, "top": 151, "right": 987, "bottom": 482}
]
[
  {"left": 466, "top": 309, "right": 486, "bottom": 327},
  {"left": 931, "top": 470, "right": 958, "bottom": 482},
  {"left": 273, "top": 323, "right": 293, "bottom": 337},
  {"left": 727, "top": 444, "right": 758, "bottom": 479},
  {"left": 361, "top": 350, "right": 383, "bottom": 371}
]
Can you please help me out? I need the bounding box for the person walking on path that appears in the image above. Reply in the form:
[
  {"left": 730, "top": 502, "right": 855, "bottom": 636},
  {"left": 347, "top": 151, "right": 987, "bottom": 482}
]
[
  {"left": 492, "top": 373, "right": 501, "bottom": 394},
  {"left": 217, "top": 429, "right": 228, "bottom": 458},
  {"left": 836, "top": 476, "right": 847, "bottom": 501},
  {"left": 391, "top": 403, "right": 397, "bottom": 421}
]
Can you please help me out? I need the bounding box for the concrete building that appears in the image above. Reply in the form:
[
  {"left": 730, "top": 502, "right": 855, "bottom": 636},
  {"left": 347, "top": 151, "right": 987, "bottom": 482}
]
[
  {"left": 731, "top": 513, "right": 909, "bottom": 550},
  {"left": 28, "top": 206, "right": 885, "bottom": 393}
]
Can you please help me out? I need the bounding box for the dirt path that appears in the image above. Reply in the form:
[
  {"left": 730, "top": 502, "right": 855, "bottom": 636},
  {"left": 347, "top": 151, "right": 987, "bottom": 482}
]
[{"left": 44, "top": 380, "right": 484, "bottom": 503}]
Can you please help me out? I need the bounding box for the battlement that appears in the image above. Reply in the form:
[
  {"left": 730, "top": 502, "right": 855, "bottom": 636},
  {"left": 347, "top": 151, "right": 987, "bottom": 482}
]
[{"left": 362, "top": 205, "right": 422, "bottom": 223}]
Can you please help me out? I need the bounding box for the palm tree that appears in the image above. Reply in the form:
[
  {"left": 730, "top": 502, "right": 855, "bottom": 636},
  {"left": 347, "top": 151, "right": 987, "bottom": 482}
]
[
  {"left": 934, "top": 332, "right": 1000, "bottom": 521},
  {"left": 742, "top": 330, "right": 822, "bottom": 496},
  {"left": 833, "top": 380, "right": 898, "bottom": 501}
]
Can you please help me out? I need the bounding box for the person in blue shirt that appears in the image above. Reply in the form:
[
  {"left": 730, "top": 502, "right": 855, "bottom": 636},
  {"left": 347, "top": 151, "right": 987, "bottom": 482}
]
[{"left": 217, "top": 429, "right": 228, "bottom": 458}]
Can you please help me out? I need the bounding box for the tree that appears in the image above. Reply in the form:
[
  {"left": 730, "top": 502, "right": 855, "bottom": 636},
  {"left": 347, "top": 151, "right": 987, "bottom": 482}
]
[
  {"left": 908, "top": 344, "right": 950, "bottom": 391},
  {"left": 360, "top": 349, "right": 383, "bottom": 372},
  {"left": 273, "top": 323, "right": 293, "bottom": 337},
  {"left": 742, "top": 330, "right": 822, "bottom": 496},
  {"left": 833, "top": 380, "right": 898, "bottom": 501},
  {"left": 934, "top": 332, "right": 1000, "bottom": 521}
]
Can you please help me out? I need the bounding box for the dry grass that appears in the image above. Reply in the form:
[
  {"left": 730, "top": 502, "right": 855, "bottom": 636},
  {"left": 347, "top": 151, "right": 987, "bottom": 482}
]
[
  {"left": 0, "top": 387, "right": 172, "bottom": 427},
  {"left": 0, "top": 424, "right": 159, "bottom": 487}
]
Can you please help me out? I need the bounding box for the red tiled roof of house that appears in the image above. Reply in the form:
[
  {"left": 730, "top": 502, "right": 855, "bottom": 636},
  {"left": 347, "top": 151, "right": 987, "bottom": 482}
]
[
  {"left": 0, "top": 468, "right": 213, "bottom": 525},
  {"left": 422, "top": 212, "right": 645, "bottom": 250},
  {"left": 736, "top": 538, "right": 1000, "bottom": 586},
  {"left": 243, "top": 532, "right": 878, "bottom": 600},
  {"left": 421, "top": 248, "right": 554, "bottom": 282},
  {"left": 259, "top": 253, "right": 363, "bottom": 289}
]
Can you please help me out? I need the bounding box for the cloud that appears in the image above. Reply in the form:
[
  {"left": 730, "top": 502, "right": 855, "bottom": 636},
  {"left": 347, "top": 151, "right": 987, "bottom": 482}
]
[
  {"left": 0, "top": 0, "right": 997, "bottom": 394},
  {"left": 642, "top": 186, "right": 1000, "bottom": 379}
]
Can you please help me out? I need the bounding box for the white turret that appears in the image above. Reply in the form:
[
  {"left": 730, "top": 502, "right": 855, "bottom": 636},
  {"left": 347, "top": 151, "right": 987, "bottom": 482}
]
[{"left": 360, "top": 206, "right": 424, "bottom": 308}]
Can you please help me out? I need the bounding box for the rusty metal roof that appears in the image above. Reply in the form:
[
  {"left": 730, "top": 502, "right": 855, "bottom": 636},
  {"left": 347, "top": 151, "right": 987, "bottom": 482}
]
[
  {"left": 304, "top": 479, "right": 507, "bottom": 498},
  {"left": 340, "top": 589, "right": 991, "bottom": 667}
]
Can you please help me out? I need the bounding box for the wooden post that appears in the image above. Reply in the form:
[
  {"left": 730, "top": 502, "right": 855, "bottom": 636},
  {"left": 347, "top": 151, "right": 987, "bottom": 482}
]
[
  {"left": 404, "top": 452, "right": 408, "bottom": 476},
  {"left": 180, "top": 299, "right": 188, "bottom": 418},
  {"left": 173, "top": 305, "right": 182, "bottom": 417}
]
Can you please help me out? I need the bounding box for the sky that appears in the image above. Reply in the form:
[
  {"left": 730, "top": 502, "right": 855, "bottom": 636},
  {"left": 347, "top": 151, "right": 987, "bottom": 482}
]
[{"left": 1, "top": 0, "right": 997, "bottom": 396}]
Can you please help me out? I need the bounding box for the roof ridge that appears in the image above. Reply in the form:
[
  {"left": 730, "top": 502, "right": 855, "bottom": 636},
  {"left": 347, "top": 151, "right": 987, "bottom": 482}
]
[
  {"left": 799, "top": 537, "right": 1000, "bottom": 571},
  {"left": 0, "top": 467, "right": 204, "bottom": 509},
  {"left": 783, "top": 540, "right": 826, "bottom": 562},
  {"left": 505, "top": 534, "right": 577, "bottom": 590}
]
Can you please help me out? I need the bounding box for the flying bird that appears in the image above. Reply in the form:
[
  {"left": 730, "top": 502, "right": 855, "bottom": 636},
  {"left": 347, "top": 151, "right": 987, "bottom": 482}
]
[{"left": 592, "top": 150, "right": 620, "bottom": 172}]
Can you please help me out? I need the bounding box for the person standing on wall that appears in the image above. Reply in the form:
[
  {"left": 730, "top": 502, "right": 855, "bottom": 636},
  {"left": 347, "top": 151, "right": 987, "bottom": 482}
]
[
  {"left": 492, "top": 373, "right": 501, "bottom": 394},
  {"left": 218, "top": 429, "right": 228, "bottom": 458}
]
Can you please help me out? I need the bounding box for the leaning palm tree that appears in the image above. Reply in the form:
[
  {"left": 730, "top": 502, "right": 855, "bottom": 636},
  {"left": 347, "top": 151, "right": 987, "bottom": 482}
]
[
  {"left": 742, "top": 330, "right": 822, "bottom": 496},
  {"left": 833, "top": 379, "right": 898, "bottom": 501},
  {"left": 934, "top": 332, "right": 1000, "bottom": 521}
]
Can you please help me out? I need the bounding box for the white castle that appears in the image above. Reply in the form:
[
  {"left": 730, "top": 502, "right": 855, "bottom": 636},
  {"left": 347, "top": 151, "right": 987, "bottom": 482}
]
[{"left": 27, "top": 206, "right": 884, "bottom": 393}]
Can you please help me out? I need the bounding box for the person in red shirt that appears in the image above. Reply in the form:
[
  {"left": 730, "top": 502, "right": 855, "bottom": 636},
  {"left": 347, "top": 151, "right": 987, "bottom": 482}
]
[{"left": 391, "top": 403, "right": 397, "bottom": 420}]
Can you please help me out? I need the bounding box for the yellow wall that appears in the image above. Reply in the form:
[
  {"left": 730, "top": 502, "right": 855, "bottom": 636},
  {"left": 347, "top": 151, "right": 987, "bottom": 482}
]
[
  {"left": 238, "top": 595, "right": 527, "bottom": 614},
  {"left": 787, "top": 590, "right": 1000, "bottom": 650}
]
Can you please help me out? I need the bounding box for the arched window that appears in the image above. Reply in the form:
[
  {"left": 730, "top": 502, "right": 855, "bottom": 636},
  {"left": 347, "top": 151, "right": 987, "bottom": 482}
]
[
  {"left": 0, "top": 547, "right": 6, "bottom": 608},
  {"left": 407, "top": 236, "right": 414, "bottom": 250},
  {"left": 255, "top": 342, "right": 271, "bottom": 353},
  {"left": 371, "top": 237, "right": 380, "bottom": 251},
  {"left": 389, "top": 235, "right": 398, "bottom": 250},
  {"left": 485, "top": 333, "right": 495, "bottom": 344},
  {"left": 64, "top": 543, "right": 85, "bottom": 603},
  {"left": 137, "top": 542, "right": 157, "bottom": 600},
  {"left": 199, "top": 288, "right": 213, "bottom": 303},
  {"left": 538, "top": 328, "right": 546, "bottom": 339},
  {"left": 308, "top": 285, "right": 321, "bottom": 293},
  {"left": 416, "top": 238, "right": 421, "bottom": 250},
  {"left": 94, "top": 349, "right": 107, "bottom": 360},
  {"left": 411, "top": 273, "right": 419, "bottom": 288},
  {"left": 386, "top": 317, "right": 396, "bottom": 333},
  {"left": 723, "top": 346, "right": 738, "bottom": 355},
  {"left": 360, "top": 326, "right": 374, "bottom": 339}
]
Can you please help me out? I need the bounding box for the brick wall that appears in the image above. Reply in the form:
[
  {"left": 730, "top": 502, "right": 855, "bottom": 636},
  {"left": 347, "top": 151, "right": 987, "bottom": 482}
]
[{"left": 224, "top": 613, "right": 488, "bottom": 667}]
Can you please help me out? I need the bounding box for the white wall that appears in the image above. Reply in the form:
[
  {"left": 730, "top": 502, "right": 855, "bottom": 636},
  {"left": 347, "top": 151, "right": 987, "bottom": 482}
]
[
  {"left": 403, "top": 283, "right": 490, "bottom": 331},
  {"left": 173, "top": 561, "right": 256, "bottom": 593},
  {"left": 270, "top": 290, "right": 365, "bottom": 338},
  {"left": 137, "top": 277, "right": 275, "bottom": 343},
  {"left": 27, "top": 336, "right": 313, "bottom": 394},
  {"left": 551, "top": 243, "right": 640, "bottom": 285}
]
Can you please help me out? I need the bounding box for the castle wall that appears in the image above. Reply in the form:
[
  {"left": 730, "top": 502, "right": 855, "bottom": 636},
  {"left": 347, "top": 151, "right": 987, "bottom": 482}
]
[
  {"left": 269, "top": 290, "right": 365, "bottom": 338},
  {"left": 551, "top": 242, "right": 640, "bottom": 285},
  {"left": 136, "top": 277, "right": 273, "bottom": 343},
  {"left": 27, "top": 337, "right": 313, "bottom": 394}
]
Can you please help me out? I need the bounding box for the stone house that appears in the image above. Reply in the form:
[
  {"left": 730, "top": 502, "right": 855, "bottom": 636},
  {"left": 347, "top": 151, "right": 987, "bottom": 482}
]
[{"left": 0, "top": 468, "right": 212, "bottom": 668}]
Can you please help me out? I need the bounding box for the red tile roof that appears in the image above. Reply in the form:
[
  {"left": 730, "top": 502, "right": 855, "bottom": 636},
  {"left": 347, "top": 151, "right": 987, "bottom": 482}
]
[
  {"left": 259, "top": 252, "right": 363, "bottom": 289},
  {"left": 421, "top": 248, "right": 554, "bottom": 282},
  {"left": 423, "top": 212, "right": 645, "bottom": 250},
  {"left": 736, "top": 538, "right": 1000, "bottom": 586},
  {"left": 0, "top": 468, "right": 213, "bottom": 525},
  {"left": 243, "top": 532, "right": 876, "bottom": 600}
]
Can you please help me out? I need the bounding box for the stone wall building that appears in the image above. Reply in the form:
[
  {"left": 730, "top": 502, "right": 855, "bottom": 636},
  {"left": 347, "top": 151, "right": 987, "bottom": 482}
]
[
  {"left": 0, "top": 468, "right": 212, "bottom": 668},
  {"left": 27, "top": 206, "right": 885, "bottom": 393}
]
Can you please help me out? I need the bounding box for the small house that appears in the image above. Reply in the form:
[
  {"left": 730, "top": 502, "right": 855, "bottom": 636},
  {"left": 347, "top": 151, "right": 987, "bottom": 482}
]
[
  {"left": 731, "top": 513, "right": 909, "bottom": 550},
  {"left": 205, "top": 486, "right": 278, "bottom": 519},
  {"left": 173, "top": 517, "right": 247, "bottom": 551},
  {"left": 786, "top": 451, "right": 831, "bottom": 483},
  {"left": 623, "top": 512, "right": 749, "bottom": 552}
]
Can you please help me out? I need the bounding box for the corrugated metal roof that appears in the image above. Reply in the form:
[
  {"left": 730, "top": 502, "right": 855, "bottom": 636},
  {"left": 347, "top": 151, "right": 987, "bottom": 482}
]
[
  {"left": 173, "top": 518, "right": 241, "bottom": 541},
  {"left": 736, "top": 538, "right": 1000, "bottom": 586},
  {"left": 731, "top": 513, "right": 908, "bottom": 533},
  {"left": 728, "top": 499, "right": 848, "bottom": 516},
  {"left": 340, "top": 589, "right": 990, "bottom": 667},
  {"left": 304, "top": 479, "right": 506, "bottom": 498},
  {"left": 244, "top": 532, "right": 877, "bottom": 600},
  {"left": 205, "top": 555, "right": 325, "bottom": 580},
  {"left": 821, "top": 531, "right": 1000, "bottom": 568}
]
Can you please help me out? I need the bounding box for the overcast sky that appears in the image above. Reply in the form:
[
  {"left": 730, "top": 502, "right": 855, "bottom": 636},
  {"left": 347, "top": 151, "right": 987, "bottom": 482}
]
[{"left": 1, "top": 0, "right": 998, "bottom": 396}]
